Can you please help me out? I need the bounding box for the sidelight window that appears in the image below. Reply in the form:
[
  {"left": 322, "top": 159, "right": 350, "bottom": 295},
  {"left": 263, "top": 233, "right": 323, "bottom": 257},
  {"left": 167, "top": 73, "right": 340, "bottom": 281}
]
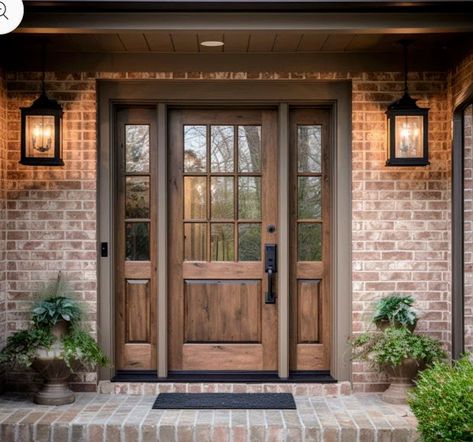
[
  {"left": 296, "top": 125, "right": 323, "bottom": 261},
  {"left": 124, "top": 124, "right": 151, "bottom": 261}
]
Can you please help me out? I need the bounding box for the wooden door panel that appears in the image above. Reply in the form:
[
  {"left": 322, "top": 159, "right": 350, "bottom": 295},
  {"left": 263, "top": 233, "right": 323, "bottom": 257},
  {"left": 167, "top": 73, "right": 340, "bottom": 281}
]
[
  {"left": 115, "top": 107, "right": 157, "bottom": 371},
  {"left": 184, "top": 280, "right": 261, "bottom": 343},
  {"left": 297, "top": 280, "right": 320, "bottom": 343},
  {"left": 183, "top": 262, "right": 261, "bottom": 279},
  {"left": 126, "top": 280, "right": 150, "bottom": 343},
  {"left": 296, "top": 344, "right": 328, "bottom": 370},
  {"left": 169, "top": 108, "right": 278, "bottom": 372},
  {"left": 182, "top": 344, "right": 264, "bottom": 370},
  {"left": 122, "top": 343, "right": 153, "bottom": 369},
  {"left": 290, "top": 108, "right": 331, "bottom": 371},
  {"left": 124, "top": 262, "right": 152, "bottom": 279}
]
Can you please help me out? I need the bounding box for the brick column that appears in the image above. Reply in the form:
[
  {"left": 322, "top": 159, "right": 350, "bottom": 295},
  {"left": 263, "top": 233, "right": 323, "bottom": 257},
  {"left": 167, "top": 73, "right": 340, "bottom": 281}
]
[
  {"left": 5, "top": 73, "right": 98, "bottom": 391},
  {"left": 0, "top": 68, "right": 7, "bottom": 391}
]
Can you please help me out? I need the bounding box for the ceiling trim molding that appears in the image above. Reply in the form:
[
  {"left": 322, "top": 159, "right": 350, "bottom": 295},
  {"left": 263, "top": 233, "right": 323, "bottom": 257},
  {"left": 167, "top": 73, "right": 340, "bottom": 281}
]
[
  {"left": 17, "top": 12, "right": 473, "bottom": 34},
  {"left": 22, "top": 1, "right": 473, "bottom": 14},
  {"left": 3, "top": 51, "right": 451, "bottom": 72}
]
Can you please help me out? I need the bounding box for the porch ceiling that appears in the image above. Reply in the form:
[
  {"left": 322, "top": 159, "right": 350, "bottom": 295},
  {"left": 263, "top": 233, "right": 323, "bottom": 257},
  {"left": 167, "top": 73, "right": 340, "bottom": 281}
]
[
  {"left": 2, "top": 2, "right": 472, "bottom": 72},
  {"left": 2, "top": 29, "right": 472, "bottom": 73},
  {"left": 2, "top": 32, "right": 471, "bottom": 54}
]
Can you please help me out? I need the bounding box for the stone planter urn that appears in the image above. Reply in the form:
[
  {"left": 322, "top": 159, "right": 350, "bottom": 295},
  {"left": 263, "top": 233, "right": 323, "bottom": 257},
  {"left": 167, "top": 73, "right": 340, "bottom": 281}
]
[
  {"left": 31, "top": 320, "right": 75, "bottom": 406},
  {"left": 382, "top": 358, "right": 423, "bottom": 405}
]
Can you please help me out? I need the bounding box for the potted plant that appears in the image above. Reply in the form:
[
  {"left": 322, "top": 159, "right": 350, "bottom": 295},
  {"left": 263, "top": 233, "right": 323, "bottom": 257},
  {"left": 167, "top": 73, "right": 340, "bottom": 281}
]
[
  {"left": 0, "top": 273, "right": 108, "bottom": 405},
  {"left": 352, "top": 295, "right": 446, "bottom": 404},
  {"left": 372, "top": 294, "right": 418, "bottom": 330}
]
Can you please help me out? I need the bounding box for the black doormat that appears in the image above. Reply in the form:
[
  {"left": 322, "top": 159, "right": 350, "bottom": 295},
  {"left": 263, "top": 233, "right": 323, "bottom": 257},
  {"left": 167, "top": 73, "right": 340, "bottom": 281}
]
[{"left": 152, "top": 393, "right": 296, "bottom": 409}]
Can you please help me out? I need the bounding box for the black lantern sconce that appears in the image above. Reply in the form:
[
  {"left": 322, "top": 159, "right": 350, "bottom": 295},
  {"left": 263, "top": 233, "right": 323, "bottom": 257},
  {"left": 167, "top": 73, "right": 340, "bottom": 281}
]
[
  {"left": 386, "top": 40, "right": 429, "bottom": 167},
  {"left": 20, "top": 44, "right": 64, "bottom": 166}
]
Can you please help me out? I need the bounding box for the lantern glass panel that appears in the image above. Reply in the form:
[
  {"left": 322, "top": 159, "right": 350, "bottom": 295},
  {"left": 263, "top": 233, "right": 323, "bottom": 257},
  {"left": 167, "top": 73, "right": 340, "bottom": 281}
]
[
  {"left": 25, "top": 115, "right": 55, "bottom": 158},
  {"left": 394, "top": 115, "right": 424, "bottom": 158}
]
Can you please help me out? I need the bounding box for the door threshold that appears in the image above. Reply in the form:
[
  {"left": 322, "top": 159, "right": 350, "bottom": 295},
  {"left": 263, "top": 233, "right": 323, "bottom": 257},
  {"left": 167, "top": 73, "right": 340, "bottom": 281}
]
[{"left": 111, "top": 370, "right": 337, "bottom": 383}]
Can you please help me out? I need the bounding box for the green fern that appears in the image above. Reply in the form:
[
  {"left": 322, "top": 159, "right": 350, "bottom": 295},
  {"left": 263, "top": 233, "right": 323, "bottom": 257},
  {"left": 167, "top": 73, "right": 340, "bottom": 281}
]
[
  {"left": 62, "top": 326, "right": 109, "bottom": 370},
  {"left": 0, "top": 328, "right": 53, "bottom": 368}
]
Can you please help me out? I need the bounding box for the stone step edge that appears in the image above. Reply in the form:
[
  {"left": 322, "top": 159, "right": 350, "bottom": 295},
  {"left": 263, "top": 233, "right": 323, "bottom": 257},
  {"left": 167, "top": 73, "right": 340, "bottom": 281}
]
[{"left": 98, "top": 380, "right": 352, "bottom": 396}]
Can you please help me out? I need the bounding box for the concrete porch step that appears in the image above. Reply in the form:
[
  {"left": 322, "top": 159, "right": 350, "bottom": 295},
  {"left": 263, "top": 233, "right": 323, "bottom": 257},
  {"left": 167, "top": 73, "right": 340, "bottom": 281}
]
[
  {"left": 0, "top": 392, "right": 418, "bottom": 442},
  {"left": 98, "top": 380, "right": 352, "bottom": 396}
]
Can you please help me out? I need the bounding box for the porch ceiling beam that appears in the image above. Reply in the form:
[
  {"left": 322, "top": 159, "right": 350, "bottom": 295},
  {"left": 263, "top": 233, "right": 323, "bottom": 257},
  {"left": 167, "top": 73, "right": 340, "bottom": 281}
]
[
  {"left": 2, "top": 51, "right": 453, "bottom": 72},
  {"left": 21, "top": 1, "right": 473, "bottom": 14},
  {"left": 17, "top": 12, "right": 473, "bottom": 34}
]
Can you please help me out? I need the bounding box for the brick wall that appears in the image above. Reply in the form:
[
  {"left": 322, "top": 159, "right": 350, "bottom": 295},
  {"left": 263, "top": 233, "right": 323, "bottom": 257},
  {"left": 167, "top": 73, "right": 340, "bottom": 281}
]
[
  {"left": 0, "top": 68, "right": 7, "bottom": 390},
  {"left": 351, "top": 71, "right": 451, "bottom": 391},
  {"left": 3, "top": 69, "right": 453, "bottom": 392},
  {"left": 449, "top": 52, "right": 473, "bottom": 354},
  {"left": 5, "top": 73, "right": 97, "bottom": 391},
  {"left": 450, "top": 53, "right": 473, "bottom": 104}
]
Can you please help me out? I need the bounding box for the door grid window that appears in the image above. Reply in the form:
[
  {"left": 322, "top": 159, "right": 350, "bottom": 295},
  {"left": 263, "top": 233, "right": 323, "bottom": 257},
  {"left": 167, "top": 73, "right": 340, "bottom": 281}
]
[{"left": 183, "top": 124, "right": 262, "bottom": 262}]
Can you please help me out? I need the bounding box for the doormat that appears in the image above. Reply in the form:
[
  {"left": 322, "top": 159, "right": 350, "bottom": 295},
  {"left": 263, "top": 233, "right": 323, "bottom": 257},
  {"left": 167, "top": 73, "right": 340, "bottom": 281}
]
[{"left": 152, "top": 393, "right": 296, "bottom": 409}]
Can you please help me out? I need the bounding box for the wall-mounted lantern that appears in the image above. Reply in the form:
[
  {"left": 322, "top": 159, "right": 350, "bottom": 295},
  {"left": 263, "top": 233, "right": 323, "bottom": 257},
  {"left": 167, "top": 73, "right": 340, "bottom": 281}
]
[
  {"left": 386, "top": 40, "right": 429, "bottom": 167},
  {"left": 20, "top": 44, "right": 63, "bottom": 166}
]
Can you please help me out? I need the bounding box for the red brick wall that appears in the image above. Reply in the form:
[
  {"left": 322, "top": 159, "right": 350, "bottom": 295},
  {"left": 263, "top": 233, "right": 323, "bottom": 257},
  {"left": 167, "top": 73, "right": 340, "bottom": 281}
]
[
  {"left": 450, "top": 53, "right": 473, "bottom": 105},
  {"left": 0, "top": 68, "right": 7, "bottom": 389},
  {"left": 5, "top": 73, "right": 97, "bottom": 390},
  {"left": 4, "top": 70, "right": 453, "bottom": 392},
  {"left": 449, "top": 52, "right": 473, "bottom": 354},
  {"left": 351, "top": 71, "right": 451, "bottom": 391}
]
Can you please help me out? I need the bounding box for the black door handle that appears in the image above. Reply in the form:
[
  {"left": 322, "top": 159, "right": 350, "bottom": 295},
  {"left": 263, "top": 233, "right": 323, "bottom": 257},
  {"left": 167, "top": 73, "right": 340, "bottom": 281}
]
[{"left": 265, "top": 244, "right": 277, "bottom": 304}]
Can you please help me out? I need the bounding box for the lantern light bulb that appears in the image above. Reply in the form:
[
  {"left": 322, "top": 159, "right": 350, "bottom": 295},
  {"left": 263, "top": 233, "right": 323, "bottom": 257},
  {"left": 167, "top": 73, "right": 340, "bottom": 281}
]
[{"left": 400, "top": 125, "right": 410, "bottom": 139}]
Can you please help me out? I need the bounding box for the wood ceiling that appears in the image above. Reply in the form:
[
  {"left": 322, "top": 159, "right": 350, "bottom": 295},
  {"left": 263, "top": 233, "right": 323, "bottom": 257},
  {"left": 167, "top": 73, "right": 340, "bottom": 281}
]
[{"left": 4, "top": 32, "right": 469, "bottom": 54}]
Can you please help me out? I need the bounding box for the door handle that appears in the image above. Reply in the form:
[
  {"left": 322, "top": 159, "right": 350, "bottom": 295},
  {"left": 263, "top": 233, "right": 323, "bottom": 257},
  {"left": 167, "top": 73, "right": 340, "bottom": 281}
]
[{"left": 265, "top": 244, "right": 277, "bottom": 304}]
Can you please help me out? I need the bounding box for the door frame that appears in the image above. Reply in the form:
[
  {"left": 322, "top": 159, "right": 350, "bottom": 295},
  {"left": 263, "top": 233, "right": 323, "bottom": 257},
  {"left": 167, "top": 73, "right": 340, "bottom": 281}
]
[
  {"left": 452, "top": 83, "right": 473, "bottom": 359},
  {"left": 98, "top": 80, "right": 352, "bottom": 381}
]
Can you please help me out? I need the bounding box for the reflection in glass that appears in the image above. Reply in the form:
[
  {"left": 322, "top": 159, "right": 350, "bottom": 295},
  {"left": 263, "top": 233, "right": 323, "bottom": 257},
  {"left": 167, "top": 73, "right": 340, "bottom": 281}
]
[
  {"left": 394, "top": 115, "right": 423, "bottom": 158},
  {"left": 184, "top": 125, "right": 207, "bottom": 172},
  {"left": 298, "top": 176, "right": 321, "bottom": 219},
  {"left": 184, "top": 223, "right": 207, "bottom": 261},
  {"left": 238, "top": 224, "right": 261, "bottom": 261},
  {"left": 211, "top": 223, "right": 234, "bottom": 261},
  {"left": 298, "top": 125, "right": 321, "bottom": 173},
  {"left": 125, "top": 125, "right": 150, "bottom": 173},
  {"left": 238, "top": 176, "right": 261, "bottom": 220},
  {"left": 211, "top": 177, "right": 234, "bottom": 220},
  {"left": 125, "top": 222, "right": 150, "bottom": 260},
  {"left": 238, "top": 126, "right": 261, "bottom": 172},
  {"left": 298, "top": 223, "right": 322, "bottom": 261},
  {"left": 211, "top": 125, "right": 234, "bottom": 172},
  {"left": 125, "top": 177, "right": 150, "bottom": 219},
  {"left": 184, "top": 176, "right": 207, "bottom": 220}
]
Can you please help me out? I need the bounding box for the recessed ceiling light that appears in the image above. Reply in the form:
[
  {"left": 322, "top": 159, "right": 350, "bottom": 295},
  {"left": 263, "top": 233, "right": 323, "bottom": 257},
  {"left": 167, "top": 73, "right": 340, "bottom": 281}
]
[{"left": 200, "top": 40, "right": 224, "bottom": 47}]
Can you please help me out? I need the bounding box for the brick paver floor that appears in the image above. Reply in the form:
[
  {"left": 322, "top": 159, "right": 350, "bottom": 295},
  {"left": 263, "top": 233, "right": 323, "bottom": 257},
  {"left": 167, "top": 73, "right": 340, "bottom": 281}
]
[{"left": 0, "top": 392, "right": 418, "bottom": 441}]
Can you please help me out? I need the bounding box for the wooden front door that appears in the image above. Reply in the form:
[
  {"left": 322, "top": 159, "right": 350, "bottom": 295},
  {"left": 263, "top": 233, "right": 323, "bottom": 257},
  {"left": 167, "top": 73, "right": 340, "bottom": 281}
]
[{"left": 168, "top": 109, "right": 278, "bottom": 371}]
